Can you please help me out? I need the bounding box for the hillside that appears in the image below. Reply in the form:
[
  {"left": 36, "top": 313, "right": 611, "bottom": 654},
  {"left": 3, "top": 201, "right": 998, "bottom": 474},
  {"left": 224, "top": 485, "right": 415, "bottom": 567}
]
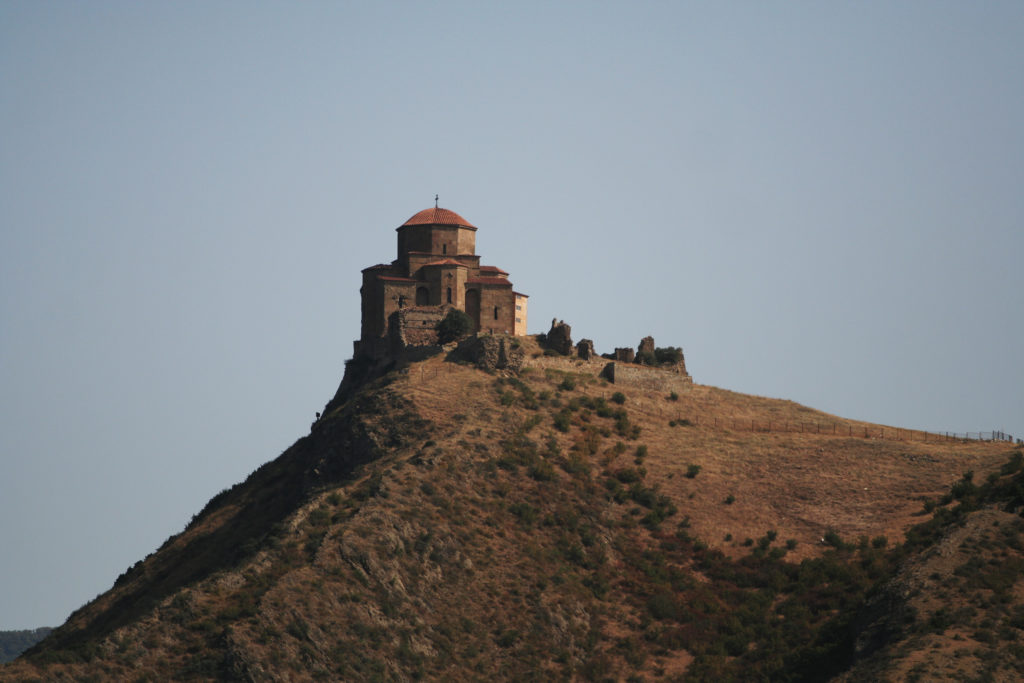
[
  {"left": 2, "top": 335, "right": 1019, "bottom": 681},
  {"left": 0, "top": 629, "right": 51, "bottom": 664}
]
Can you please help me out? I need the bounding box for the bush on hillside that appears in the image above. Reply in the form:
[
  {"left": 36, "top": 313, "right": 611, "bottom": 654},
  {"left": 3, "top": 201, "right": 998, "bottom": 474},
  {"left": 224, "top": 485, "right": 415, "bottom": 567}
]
[
  {"left": 655, "top": 346, "right": 684, "bottom": 365},
  {"left": 436, "top": 309, "right": 474, "bottom": 343},
  {"left": 636, "top": 350, "right": 657, "bottom": 366}
]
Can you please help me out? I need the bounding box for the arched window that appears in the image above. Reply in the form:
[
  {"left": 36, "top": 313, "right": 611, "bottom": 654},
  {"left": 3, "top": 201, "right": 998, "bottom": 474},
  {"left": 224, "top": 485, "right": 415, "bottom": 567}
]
[
  {"left": 447, "top": 287, "right": 453, "bottom": 304},
  {"left": 493, "top": 306, "right": 499, "bottom": 320},
  {"left": 442, "top": 244, "right": 447, "bottom": 255}
]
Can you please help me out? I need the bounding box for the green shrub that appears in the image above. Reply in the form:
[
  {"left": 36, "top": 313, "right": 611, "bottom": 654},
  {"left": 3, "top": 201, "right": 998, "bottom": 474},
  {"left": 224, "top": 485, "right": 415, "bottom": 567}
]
[
  {"left": 647, "top": 592, "right": 679, "bottom": 620},
  {"left": 495, "top": 629, "right": 519, "bottom": 648},
  {"left": 724, "top": 494, "right": 736, "bottom": 505},
  {"left": 436, "top": 309, "right": 474, "bottom": 343},
  {"left": 559, "top": 377, "right": 576, "bottom": 391},
  {"left": 654, "top": 346, "right": 683, "bottom": 365},
  {"left": 614, "top": 467, "right": 643, "bottom": 484},
  {"left": 668, "top": 391, "right": 679, "bottom": 401},
  {"left": 823, "top": 529, "right": 845, "bottom": 549},
  {"left": 528, "top": 460, "right": 556, "bottom": 482},
  {"left": 685, "top": 464, "right": 701, "bottom": 479},
  {"left": 610, "top": 392, "right": 626, "bottom": 404}
]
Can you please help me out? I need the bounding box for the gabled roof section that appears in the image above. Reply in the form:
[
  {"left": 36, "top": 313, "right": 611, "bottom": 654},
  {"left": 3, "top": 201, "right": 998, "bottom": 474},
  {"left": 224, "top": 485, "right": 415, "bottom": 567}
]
[
  {"left": 422, "top": 258, "right": 468, "bottom": 268},
  {"left": 400, "top": 207, "right": 476, "bottom": 228},
  {"left": 467, "top": 276, "right": 514, "bottom": 286},
  {"left": 479, "top": 265, "right": 509, "bottom": 275}
]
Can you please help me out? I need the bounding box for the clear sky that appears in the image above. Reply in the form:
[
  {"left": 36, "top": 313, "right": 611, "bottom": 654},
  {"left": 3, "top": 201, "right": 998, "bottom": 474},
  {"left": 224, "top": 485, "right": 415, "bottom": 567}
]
[{"left": 2, "top": 2, "right": 1022, "bottom": 630}]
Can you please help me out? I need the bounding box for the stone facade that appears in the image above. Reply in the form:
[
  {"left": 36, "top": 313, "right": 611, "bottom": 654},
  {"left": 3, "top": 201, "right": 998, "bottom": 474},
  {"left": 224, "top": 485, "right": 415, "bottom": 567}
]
[
  {"left": 576, "top": 339, "right": 595, "bottom": 360},
  {"left": 355, "top": 206, "right": 527, "bottom": 359},
  {"left": 514, "top": 292, "right": 529, "bottom": 336}
]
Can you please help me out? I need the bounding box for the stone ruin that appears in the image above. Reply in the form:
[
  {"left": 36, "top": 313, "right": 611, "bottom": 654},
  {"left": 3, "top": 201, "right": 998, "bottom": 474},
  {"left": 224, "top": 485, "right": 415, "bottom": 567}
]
[
  {"left": 613, "top": 347, "right": 635, "bottom": 363},
  {"left": 387, "top": 306, "right": 448, "bottom": 354},
  {"left": 600, "top": 336, "right": 689, "bottom": 376},
  {"left": 546, "top": 319, "right": 574, "bottom": 355},
  {"left": 637, "top": 336, "right": 655, "bottom": 360},
  {"left": 457, "top": 334, "right": 525, "bottom": 373},
  {"left": 576, "top": 339, "right": 595, "bottom": 360}
]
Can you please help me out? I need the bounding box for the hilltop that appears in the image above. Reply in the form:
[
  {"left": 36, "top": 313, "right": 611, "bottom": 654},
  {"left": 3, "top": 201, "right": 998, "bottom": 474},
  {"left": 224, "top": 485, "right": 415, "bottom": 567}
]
[{"left": 3, "top": 334, "right": 1020, "bottom": 681}]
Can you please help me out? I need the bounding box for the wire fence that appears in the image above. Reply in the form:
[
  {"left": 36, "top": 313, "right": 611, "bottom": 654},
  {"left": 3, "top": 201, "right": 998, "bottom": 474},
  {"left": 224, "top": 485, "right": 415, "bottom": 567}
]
[
  {"left": 662, "top": 415, "right": 1018, "bottom": 444},
  {"left": 405, "top": 365, "right": 1020, "bottom": 445}
]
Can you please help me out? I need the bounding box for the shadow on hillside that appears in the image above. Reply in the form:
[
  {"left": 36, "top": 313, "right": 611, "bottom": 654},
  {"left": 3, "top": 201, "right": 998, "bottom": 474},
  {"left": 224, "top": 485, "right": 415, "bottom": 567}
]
[{"left": 26, "top": 386, "right": 428, "bottom": 660}]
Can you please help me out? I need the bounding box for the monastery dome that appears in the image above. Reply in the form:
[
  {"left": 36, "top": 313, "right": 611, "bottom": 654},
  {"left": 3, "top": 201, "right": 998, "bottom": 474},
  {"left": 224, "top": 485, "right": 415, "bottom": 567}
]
[{"left": 400, "top": 207, "right": 475, "bottom": 228}]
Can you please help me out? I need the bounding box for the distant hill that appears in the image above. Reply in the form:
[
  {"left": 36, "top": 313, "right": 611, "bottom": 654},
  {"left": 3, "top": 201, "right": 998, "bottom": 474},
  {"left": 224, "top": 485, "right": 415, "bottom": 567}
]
[
  {"left": 2, "top": 335, "right": 1019, "bottom": 680},
  {"left": 0, "top": 628, "right": 52, "bottom": 664}
]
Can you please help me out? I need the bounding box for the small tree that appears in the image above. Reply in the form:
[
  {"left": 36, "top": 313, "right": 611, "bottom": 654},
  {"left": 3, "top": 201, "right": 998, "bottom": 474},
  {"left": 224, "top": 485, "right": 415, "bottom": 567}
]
[
  {"left": 654, "top": 346, "right": 684, "bottom": 365},
  {"left": 436, "top": 309, "right": 474, "bottom": 343},
  {"left": 636, "top": 350, "right": 657, "bottom": 366}
]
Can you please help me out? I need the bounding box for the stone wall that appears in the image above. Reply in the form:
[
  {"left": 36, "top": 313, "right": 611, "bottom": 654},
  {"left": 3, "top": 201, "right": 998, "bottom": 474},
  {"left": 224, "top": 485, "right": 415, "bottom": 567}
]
[
  {"left": 601, "top": 362, "right": 693, "bottom": 394},
  {"left": 388, "top": 306, "right": 448, "bottom": 352},
  {"left": 457, "top": 334, "right": 525, "bottom": 373}
]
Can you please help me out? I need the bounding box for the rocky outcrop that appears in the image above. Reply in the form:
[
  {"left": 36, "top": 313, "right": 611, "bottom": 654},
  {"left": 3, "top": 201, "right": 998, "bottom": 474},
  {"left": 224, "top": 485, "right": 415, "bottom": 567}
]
[
  {"left": 546, "top": 319, "right": 573, "bottom": 356},
  {"left": 576, "top": 339, "right": 595, "bottom": 360}
]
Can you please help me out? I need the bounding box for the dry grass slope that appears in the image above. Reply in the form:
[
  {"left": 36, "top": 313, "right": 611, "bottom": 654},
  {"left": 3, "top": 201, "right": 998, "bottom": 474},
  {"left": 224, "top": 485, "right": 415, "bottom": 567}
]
[{"left": 3, "top": 336, "right": 1020, "bottom": 681}]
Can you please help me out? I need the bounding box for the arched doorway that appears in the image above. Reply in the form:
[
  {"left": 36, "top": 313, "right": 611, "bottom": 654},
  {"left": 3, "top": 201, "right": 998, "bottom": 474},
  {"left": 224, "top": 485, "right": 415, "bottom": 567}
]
[
  {"left": 465, "top": 289, "right": 481, "bottom": 330},
  {"left": 416, "top": 286, "right": 429, "bottom": 306}
]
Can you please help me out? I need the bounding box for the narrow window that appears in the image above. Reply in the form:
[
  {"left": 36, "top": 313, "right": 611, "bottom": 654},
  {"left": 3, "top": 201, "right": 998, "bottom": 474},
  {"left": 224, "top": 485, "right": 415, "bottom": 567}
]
[
  {"left": 442, "top": 244, "right": 447, "bottom": 255},
  {"left": 447, "top": 287, "right": 452, "bottom": 304},
  {"left": 493, "top": 306, "right": 499, "bottom": 320}
]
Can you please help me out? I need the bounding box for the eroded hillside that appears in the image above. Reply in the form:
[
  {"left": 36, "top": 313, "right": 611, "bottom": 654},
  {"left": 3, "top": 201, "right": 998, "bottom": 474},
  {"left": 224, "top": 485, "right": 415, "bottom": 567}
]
[{"left": 3, "top": 338, "right": 1019, "bottom": 681}]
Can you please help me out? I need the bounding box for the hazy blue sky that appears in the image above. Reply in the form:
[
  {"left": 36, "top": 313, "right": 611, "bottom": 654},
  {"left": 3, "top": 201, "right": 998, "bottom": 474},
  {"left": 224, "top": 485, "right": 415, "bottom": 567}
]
[{"left": 2, "top": 2, "right": 1022, "bottom": 630}]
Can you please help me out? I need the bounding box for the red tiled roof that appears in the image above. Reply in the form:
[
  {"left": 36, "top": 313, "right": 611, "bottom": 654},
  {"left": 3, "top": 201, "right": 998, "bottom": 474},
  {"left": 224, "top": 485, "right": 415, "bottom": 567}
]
[
  {"left": 377, "top": 276, "right": 416, "bottom": 283},
  {"left": 514, "top": 291, "right": 529, "bottom": 298},
  {"left": 422, "top": 259, "right": 468, "bottom": 268},
  {"left": 401, "top": 207, "right": 476, "bottom": 228},
  {"left": 362, "top": 263, "right": 395, "bottom": 272},
  {"left": 467, "top": 277, "right": 513, "bottom": 286},
  {"left": 479, "top": 265, "right": 509, "bottom": 275}
]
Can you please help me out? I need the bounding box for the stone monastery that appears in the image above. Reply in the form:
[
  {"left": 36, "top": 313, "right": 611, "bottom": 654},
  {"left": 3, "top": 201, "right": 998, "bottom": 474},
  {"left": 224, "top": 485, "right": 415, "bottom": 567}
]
[{"left": 354, "top": 205, "right": 528, "bottom": 359}]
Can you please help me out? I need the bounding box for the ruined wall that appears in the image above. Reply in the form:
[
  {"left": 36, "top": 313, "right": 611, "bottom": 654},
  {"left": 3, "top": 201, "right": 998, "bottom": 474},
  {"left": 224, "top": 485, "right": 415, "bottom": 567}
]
[
  {"left": 388, "top": 306, "right": 447, "bottom": 352},
  {"left": 601, "top": 362, "right": 693, "bottom": 393},
  {"left": 458, "top": 334, "right": 525, "bottom": 373}
]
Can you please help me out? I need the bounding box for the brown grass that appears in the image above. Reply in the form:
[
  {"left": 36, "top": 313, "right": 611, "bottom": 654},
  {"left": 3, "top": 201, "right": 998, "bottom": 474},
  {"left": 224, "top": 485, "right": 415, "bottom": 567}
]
[{"left": 403, "top": 342, "right": 1008, "bottom": 562}]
